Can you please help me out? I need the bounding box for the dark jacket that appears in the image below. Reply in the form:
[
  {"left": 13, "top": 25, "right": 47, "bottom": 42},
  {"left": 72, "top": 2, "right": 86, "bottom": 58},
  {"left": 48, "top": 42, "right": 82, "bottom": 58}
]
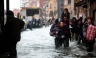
[
  {"left": 56, "top": 26, "right": 70, "bottom": 39},
  {"left": 77, "top": 23, "right": 83, "bottom": 35},
  {"left": 3, "top": 16, "right": 25, "bottom": 42},
  {"left": 71, "top": 21, "right": 77, "bottom": 33},
  {"left": 50, "top": 24, "right": 58, "bottom": 36},
  {"left": 61, "top": 12, "right": 70, "bottom": 21}
]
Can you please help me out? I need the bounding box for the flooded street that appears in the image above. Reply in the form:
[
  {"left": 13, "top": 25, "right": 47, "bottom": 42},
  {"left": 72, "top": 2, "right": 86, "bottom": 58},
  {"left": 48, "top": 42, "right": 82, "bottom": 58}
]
[{"left": 17, "top": 26, "right": 96, "bottom": 58}]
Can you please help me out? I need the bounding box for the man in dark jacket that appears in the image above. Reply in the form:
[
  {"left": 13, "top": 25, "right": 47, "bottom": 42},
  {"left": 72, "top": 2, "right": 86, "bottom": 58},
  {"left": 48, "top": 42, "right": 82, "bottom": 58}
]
[
  {"left": 55, "top": 21, "right": 70, "bottom": 48},
  {"left": 3, "top": 10, "right": 25, "bottom": 58},
  {"left": 77, "top": 19, "right": 83, "bottom": 44},
  {"left": 71, "top": 17, "right": 78, "bottom": 40}
]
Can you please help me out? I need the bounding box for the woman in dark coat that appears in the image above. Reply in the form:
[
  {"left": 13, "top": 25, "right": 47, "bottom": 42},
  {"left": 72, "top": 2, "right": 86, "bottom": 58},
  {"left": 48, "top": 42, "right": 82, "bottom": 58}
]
[
  {"left": 85, "top": 17, "right": 95, "bottom": 52},
  {"left": 61, "top": 8, "right": 70, "bottom": 21}
]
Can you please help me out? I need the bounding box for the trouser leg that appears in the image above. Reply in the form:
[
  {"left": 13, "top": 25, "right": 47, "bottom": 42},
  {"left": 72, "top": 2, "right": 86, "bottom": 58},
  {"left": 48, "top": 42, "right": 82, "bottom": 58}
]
[
  {"left": 63, "top": 38, "right": 69, "bottom": 48},
  {"left": 66, "top": 38, "right": 69, "bottom": 47},
  {"left": 87, "top": 41, "right": 95, "bottom": 52},
  {"left": 77, "top": 34, "right": 81, "bottom": 44},
  {"left": 9, "top": 42, "right": 17, "bottom": 58},
  {"left": 55, "top": 38, "right": 60, "bottom": 49},
  {"left": 59, "top": 38, "right": 63, "bottom": 46}
]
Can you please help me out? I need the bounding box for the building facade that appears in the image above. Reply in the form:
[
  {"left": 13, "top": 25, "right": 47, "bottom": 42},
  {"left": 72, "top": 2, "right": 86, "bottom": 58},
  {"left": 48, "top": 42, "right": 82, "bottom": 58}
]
[
  {"left": 20, "top": 0, "right": 40, "bottom": 8},
  {"left": 89, "top": 0, "right": 96, "bottom": 25},
  {"left": 49, "top": 0, "right": 58, "bottom": 19},
  {"left": 42, "top": 0, "right": 49, "bottom": 19},
  {"left": 74, "top": 0, "right": 87, "bottom": 22},
  {"left": 53, "top": 0, "right": 58, "bottom": 19},
  {"left": 40, "top": 0, "right": 45, "bottom": 8},
  {"left": 57, "top": 0, "right": 64, "bottom": 19},
  {"left": 64, "top": 0, "right": 74, "bottom": 19},
  {"left": 74, "top": 0, "right": 96, "bottom": 24},
  {"left": 42, "top": 0, "right": 58, "bottom": 19}
]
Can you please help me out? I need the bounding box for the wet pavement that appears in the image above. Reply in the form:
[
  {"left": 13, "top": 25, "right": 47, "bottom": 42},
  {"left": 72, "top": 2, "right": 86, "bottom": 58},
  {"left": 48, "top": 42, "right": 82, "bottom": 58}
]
[{"left": 1, "top": 26, "right": 95, "bottom": 58}]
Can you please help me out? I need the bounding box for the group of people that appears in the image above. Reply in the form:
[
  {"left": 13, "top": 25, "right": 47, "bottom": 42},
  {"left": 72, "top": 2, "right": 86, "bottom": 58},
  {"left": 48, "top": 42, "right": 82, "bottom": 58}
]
[
  {"left": 50, "top": 8, "right": 96, "bottom": 52},
  {"left": 0, "top": 10, "right": 25, "bottom": 58}
]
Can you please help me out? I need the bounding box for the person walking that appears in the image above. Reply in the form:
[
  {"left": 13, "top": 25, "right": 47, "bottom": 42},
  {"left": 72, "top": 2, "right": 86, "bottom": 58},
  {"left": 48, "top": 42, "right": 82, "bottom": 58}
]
[
  {"left": 55, "top": 21, "right": 70, "bottom": 48},
  {"left": 50, "top": 19, "right": 59, "bottom": 36},
  {"left": 76, "top": 19, "right": 83, "bottom": 44},
  {"left": 85, "top": 17, "right": 96, "bottom": 52},
  {"left": 3, "top": 10, "right": 25, "bottom": 58},
  {"left": 71, "top": 17, "right": 78, "bottom": 41},
  {"left": 61, "top": 8, "right": 70, "bottom": 21}
]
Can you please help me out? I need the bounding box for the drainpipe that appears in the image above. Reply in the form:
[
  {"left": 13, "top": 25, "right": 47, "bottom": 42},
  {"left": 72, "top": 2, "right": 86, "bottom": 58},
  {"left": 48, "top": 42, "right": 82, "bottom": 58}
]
[
  {"left": 6, "top": 0, "right": 9, "bottom": 11},
  {"left": 87, "top": 0, "right": 91, "bottom": 17},
  {"left": 1, "top": 0, "right": 4, "bottom": 34}
]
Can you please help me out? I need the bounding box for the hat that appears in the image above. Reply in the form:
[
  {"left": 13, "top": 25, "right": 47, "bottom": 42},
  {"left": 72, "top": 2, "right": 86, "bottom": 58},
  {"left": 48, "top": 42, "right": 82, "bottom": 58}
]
[{"left": 6, "top": 10, "right": 14, "bottom": 15}]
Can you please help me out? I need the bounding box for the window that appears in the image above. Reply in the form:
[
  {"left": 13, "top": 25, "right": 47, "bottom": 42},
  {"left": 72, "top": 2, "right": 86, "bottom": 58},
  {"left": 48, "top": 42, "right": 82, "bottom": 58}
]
[
  {"left": 54, "top": 4, "right": 57, "bottom": 9},
  {"left": 61, "top": 0, "right": 64, "bottom": 2},
  {"left": 61, "top": 8, "right": 63, "bottom": 12},
  {"left": 61, "top": 4, "right": 63, "bottom": 7},
  {"left": 68, "top": 0, "right": 71, "bottom": 4},
  {"left": 50, "top": 4, "right": 52, "bottom": 9}
]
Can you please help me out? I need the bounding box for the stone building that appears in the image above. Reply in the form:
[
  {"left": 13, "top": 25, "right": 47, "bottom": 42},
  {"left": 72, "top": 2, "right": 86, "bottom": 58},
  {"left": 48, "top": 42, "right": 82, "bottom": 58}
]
[
  {"left": 74, "top": 0, "right": 96, "bottom": 24},
  {"left": 74, "top": 0, "right": 87, "bottom": 22},
  {"left": 57, "top": 0, "right": 64, "bottom": 19},
  {"left": 64, "top": 0, "right": 74, "bottom": 19},
  {"left": 88, "top": 0, "right": 96, "bottom": 25}
]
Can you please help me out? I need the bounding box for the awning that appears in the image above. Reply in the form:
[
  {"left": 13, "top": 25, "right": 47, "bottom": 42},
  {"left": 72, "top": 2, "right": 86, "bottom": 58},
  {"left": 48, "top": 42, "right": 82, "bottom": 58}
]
[
  {"left": 74, "top": 0, "right": 87, "bottom": 6},
  {"left": 82, "top": 4, "right": 87, "bottom": 8}
]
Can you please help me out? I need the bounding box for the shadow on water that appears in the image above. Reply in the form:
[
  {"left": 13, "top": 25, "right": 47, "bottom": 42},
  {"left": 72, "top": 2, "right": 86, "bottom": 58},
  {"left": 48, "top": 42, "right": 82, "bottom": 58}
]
[
  {"left": 74, "top": 53, "right": 96, "bottom": 58},
  {"left": 86, "top": 53, "right": 96, "bottom": 57},
  {"left": 52, "top": 44, "right": 96, "bottom": 58},
  {"left": 52, "top": 47, "right": 74, "bottom": 58},
  {"left": 52, "top": 53, "right": 96, "bottom": 58}
]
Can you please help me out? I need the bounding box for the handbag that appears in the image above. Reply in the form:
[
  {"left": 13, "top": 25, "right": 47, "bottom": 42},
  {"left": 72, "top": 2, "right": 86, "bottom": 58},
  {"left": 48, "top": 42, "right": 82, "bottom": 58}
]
[
  {"left": 50, "top": 32, "right": 54, "bottom": 36},
  {"left": 86, "top": 25, "right": 96, "bottom": 41}
]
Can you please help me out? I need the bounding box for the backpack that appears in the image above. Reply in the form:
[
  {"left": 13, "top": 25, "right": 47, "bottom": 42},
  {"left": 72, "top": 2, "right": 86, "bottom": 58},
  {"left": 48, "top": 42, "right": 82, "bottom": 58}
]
[
  {"left": 82, "top": 22, "right": 88, "bottom": 37},
  {"left": 50, "top": 24, "right": 57, "bottom": 36},
  {"left": 86, "top": 25, "right": 96, "bottom": 41}
]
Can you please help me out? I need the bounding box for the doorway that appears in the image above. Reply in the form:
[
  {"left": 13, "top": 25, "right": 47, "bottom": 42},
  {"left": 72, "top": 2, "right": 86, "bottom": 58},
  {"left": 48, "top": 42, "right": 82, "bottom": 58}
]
[{"left": 93, "top": 9, "right": 96, "bottom": 25}]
